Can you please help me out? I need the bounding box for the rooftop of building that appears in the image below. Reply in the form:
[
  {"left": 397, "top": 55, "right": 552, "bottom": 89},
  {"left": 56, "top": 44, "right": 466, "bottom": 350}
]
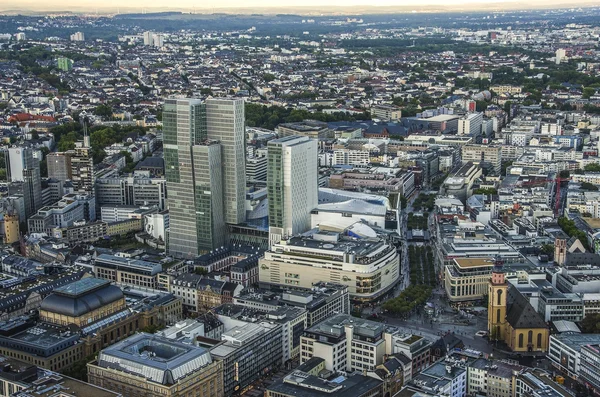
[
  {"left": 551, "top": 333, "right": 600, "bottom": 350},
  {"left": 96, "top": 333, "right": 213, "bottom": 386},
  {"left": 315, "top": 199, "right": 387, "bottom": 216},
  {"left": 95, "top": 254, "right": 162, "bottom": 275},
  {"left": 306, "top": 313, "right": 396, "bottom": 340},
  {"left": 518, "top": 370, "right": 573, "bottom": 397},
  {"left": 276, "top": 228, "right": 390, "bottom": 261},
  {"left": 453, "top": 257, "right": 496, "bottom": 269},
  {"left": 14, "top": 371, "right": 122, "bottom": 397},
  {"left": 40, "top": 277, "right": 124, "bottom": 318},
  {"left": 266, "top": 371, "right": 381, "bottom": 397}
]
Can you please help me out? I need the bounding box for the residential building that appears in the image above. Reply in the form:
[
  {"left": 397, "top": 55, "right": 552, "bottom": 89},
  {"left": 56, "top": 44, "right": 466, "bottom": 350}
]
[
  {"left": 461, "top": 144, "right": 502, "bottom": 175},
  {"left": 88, "top": 333, "right": 224, "bottom": 397},
  {"left": 409, "top": 360, "right": 467, "bottom": 397},
  {"left": 69, "top": 143, "right": 94, "bottom": 194},
  {"left": 458, "top": 113, "right": 483, "bottom": 137},
  {"left": 267, "top": 135, "right": 318, "bottom": 245},
  {"left": 389, "top": 333, "right": 432, "bottom": 376},
  {"left": 70, "top": 32, "right": 85, "bottom": 41},
  {"left": 57, "top": 57, "right": 73, "bottom": 71},
  {"left": 371, "top": 104, "right": 402, "bottom": 121}
]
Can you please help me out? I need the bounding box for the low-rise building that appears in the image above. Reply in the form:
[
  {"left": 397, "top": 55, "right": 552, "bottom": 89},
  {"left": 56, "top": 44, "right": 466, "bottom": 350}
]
[
  {"left": 87, "top": 333, "right": 223, "bottom": 397},
  {"left": 94, "top": 254, "right": 162, "bottom": 288}
]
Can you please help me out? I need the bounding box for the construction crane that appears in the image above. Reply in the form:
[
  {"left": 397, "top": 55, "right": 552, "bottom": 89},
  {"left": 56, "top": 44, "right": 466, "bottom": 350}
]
[{"left": 515, "top": 175, "right": 570, "bottom": 216}]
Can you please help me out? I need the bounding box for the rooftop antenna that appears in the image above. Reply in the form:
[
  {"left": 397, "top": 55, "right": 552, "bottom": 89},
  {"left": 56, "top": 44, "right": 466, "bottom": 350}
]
[{"left": 82, "top": 116, "right": 90, "bottom": 147}]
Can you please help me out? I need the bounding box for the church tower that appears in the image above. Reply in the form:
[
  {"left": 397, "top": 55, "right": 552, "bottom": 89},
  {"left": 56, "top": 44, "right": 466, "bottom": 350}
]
[{"left": 488, "top": 271, "right": 508, "bottom": 343}]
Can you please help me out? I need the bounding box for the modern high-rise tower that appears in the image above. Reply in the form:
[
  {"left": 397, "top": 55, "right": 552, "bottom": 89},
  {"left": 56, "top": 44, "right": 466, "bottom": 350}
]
[
  {"left": 267, "top": 135, "right": 318, "bottom": 246},
  {"left": 4, "top": 148, "right": 42, "bottom": 217},
  {"left": 205, "top": 98, "right": 246, "bottom": 225},
  {"left": 164, "top": 98, "right": 244, "bottom": 258}
]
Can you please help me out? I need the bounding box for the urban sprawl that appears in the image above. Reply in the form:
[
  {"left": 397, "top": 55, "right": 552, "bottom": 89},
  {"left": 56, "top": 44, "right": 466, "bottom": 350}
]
[{"left": 2, "top": 7, "right": 600, "bottom": 397}]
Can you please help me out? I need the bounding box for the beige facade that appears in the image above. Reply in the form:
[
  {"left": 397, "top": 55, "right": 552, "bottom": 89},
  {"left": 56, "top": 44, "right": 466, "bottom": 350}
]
[
  {"left": 40, "top": 298, "right": 126, "bottom": 327},
  {"left": 490, "top": 85, "right": 522, "bottom": 94},
  {"left": 3, "top": 214, "right": 19, "bottom": 244},
  {"left": 259, "top": 237, "right": 399, "bottom": 303},
  {"left": 88, "top": 358, "right": 223, "bottom": 397},
  {"left": 445, "top": 258, "right": 495, "bottom": 303}
]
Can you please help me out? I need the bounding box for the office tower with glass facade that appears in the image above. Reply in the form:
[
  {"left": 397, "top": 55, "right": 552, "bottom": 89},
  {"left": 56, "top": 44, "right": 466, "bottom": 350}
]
[
  {"left": 47, "top": 152, "right": 72, "bottom": 182},
  {"left": 205, "top": 98, "right": 246, "bottom": 225},
  {"left": 23, "top": 165, "right": 42, "bottom": 218},
  {"left": 164, "top": 98, "right": 240, "bottom": 258},
  {"left": 267, "top": 135, "right": 318, "bottom": 245}
]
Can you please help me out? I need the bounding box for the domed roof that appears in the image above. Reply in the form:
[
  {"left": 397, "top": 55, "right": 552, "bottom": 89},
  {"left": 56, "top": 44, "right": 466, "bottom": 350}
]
[{"left": 40, "top": 284, "right": 124, "bottom": 317}]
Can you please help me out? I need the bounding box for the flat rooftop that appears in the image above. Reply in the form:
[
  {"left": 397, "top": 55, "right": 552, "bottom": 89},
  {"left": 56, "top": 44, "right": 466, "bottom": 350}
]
[
  {"left": 307, "top": 313, "right": 396, "bottom": 339},
  {"left": 454, "top": 257, "right": 496, "bottom": 269},
  {"left": 15, "top": 372, "right": 121, "bottom": 397}
]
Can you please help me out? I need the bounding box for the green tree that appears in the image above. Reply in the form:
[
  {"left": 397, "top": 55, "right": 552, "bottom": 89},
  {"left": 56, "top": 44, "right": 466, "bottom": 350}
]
[
  {"left": 559, "top": 170, "right": 571, "bottom": 178},
  {"left": 194, "top": 267, "right": 209, "bottom": 275},
  {"left": 581, "top": 182, "right": 599, "bottom": 191},
  {"left": 263, "top": 73, "right": 276, "bottom": 82},
  {"left": 473, "top": 188, "right": 498, "bottom": 195},
  {"left": 94, "top": 104, "right": 113, "bottom": 118},
  {"left": 584, "top": 163, "right": 600, "bottom": 172},
  {"left": 581, "top": 313, "right": 600, "bottom": 333},
  {"left": 583, "top": 87, "right": 596, "bottom": 99}
]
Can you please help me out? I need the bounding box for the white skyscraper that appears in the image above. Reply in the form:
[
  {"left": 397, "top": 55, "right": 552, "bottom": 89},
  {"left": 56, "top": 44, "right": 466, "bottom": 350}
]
[
  {"left": 267, "top": 135, "right": 318, "bottom": 246},
  {"left": 556, "top": 48, "right": 566, "bottom": 65},
  {"left": 143, "top": 31, "right": 154, "bottom": 46},
  {"left": 70, "top": 32, "right": 85, "bottom": 41},
  {"left": 152, "top": 33, "right": 164, "bottom": 47}
]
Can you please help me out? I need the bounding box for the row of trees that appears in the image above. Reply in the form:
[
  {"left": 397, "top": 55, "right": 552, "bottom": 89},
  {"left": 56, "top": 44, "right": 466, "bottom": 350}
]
[
  {"left": 381, "top": 285, "right": 432, "bottom": 316},
  {"left": 412, "top": 193, "right": 436, "bottom": 212},
  {"left": 407, "top": 213, "right": 428, "bottom": 230},
  {"left": 408, "top": 245, "right": 437, "bottom": 287}
]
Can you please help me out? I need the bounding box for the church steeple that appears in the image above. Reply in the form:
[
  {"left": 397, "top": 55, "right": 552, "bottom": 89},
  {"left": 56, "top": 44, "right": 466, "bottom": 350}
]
[{"left": 488, "top": 271, "right": 507, "bottom": 343}]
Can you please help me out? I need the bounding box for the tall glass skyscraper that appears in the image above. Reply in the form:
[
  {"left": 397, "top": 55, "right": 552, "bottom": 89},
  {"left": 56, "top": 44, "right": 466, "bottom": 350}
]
[
  {"left": 164, "top": 98, "right": 245, "bottom": 258},
  {"left": 267, "top": 135, "right": 318, "bottom": 246},
  {"left": 205, "top": 98, "right": 246, "bottom": 225}
]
